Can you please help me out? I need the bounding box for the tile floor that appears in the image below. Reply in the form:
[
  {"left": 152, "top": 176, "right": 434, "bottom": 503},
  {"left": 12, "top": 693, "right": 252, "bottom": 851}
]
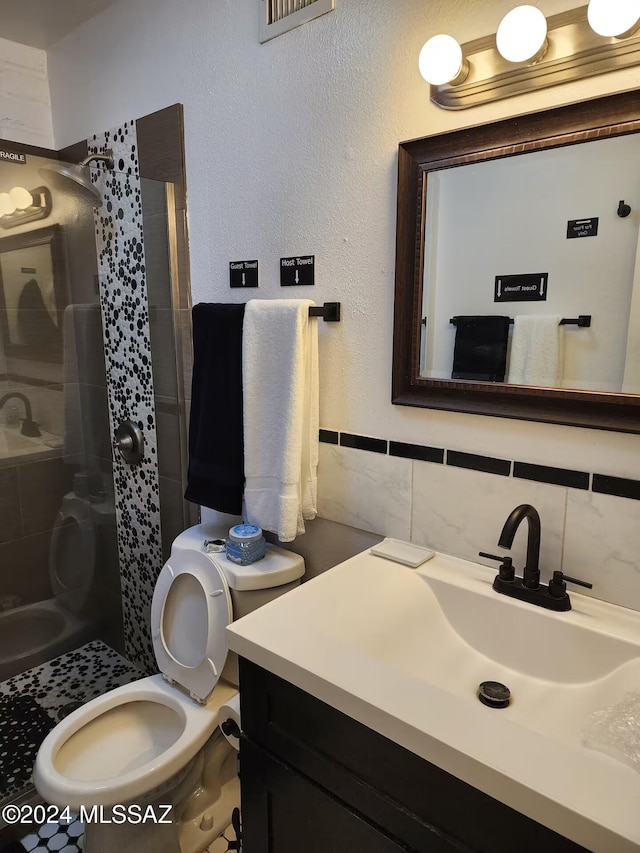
[
  {"left": 0, "top": 641, "right": 143, "bottom": 803},
  {"left": 2, "top": 642, "right": 239, "bottom": 851},
  {"left": 20, "top": 819, "right": 84, "bottom": 852},
  {"left": 17, "top": 819, "right": 237, "bottom": 852}
]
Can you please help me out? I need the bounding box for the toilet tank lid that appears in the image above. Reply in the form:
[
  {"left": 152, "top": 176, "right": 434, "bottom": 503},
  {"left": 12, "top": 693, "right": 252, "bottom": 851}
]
[
  {"left": 212, "top": 544, "right": 304, "bottom": 592},
  {"left": 169, "top": 525, "right": 305, "bottom": 591}
]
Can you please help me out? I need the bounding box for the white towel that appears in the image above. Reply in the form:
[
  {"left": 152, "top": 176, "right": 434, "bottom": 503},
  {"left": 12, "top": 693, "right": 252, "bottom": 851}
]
[
  {"left": 243, "top": 299, "right": 319, "bottom": 542},
  {"left": 507, "top": 315, "right": 565, "bottom": 387}
]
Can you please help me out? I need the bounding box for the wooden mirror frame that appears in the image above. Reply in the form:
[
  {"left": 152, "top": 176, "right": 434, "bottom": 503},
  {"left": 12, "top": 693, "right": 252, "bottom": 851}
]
[{"left": 393, "top": 90, "right": 640, "bottom": 433}]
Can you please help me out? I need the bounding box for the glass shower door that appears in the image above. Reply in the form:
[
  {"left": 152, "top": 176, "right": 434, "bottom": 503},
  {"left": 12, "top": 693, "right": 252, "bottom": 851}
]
[{"left": 0, "top": 154, "right": 189, "bottom": 822}]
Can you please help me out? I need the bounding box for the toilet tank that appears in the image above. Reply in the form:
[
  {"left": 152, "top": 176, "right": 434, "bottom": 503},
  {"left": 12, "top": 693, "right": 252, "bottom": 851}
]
[{"left": 170, "top": 523, "right": 305, "bottom": 686}]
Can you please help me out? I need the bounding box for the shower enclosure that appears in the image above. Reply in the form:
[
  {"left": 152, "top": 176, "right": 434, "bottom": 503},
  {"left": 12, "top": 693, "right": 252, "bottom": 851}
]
[{"left": 0, "top": 134, "right": 191, "bottom": 821}]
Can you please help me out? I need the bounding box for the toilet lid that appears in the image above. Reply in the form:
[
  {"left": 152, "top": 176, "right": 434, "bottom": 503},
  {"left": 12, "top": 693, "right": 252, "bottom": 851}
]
[{"left": 150, "top": 549, "right": 232, "bottom": 703}]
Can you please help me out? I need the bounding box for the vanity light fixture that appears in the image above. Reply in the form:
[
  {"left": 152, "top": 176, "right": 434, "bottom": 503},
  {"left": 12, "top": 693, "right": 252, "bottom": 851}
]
[
  {"left": 0, "top": 186, "right": 52, "bottom": 229},
  {"left": 418, "top": 34, "right": 469, "bottom": 86},
  {"left": 496, "top": 5, "right": 548, "bottom": 63},
  {"left": 587, "top": 0, "right": 640, "bottom": 38},
  {"left": 9, "top": 186, "right": 34, "bottom": 210},
  {"left": 421, "top": 4, "right": 640, "bottom": 109},
  {"left": 0, "top": 193, "right": 15, "bottom": 217}
]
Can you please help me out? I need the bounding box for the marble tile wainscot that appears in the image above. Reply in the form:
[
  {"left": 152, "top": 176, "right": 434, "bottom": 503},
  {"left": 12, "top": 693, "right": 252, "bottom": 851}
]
[{"left": 316, "top": 430, "right": 640, "bottom": 612}]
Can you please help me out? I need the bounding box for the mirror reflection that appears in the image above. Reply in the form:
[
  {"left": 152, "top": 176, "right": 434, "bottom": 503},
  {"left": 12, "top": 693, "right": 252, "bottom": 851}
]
[{"left": 420, "top": 134, "right": 640, "bottom": 393}]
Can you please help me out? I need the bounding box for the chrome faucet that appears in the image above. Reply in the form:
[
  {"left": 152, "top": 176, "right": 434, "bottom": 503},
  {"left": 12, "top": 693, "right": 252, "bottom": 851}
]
[
  {"left": 498, "top": 504, "right": 541, "bottom": 589},
  {"left": 480, "top": 503, "right": 593, "bottom": 612},
  {"left": 0, "top": 392, "right": 41, "bottom": 437}
]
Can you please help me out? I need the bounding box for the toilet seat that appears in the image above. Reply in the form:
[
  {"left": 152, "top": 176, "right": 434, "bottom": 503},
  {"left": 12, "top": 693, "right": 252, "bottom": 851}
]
[
  {"left": 151, "top": 549, "right": 232, "bottom": 703},
  {"left": 33, "top": 523, "right": 305, "bottom": 840},
  {"left": 33, "top": 674, "right": 238, "bottom": 809}
]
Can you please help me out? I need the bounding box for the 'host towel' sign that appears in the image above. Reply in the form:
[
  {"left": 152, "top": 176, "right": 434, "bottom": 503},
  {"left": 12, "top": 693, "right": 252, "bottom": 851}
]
[{"left": 280, "top": 255, "right": 315, "bottom": 287}]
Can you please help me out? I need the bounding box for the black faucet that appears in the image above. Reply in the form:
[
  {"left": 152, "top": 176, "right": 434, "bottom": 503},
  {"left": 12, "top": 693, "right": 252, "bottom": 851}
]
[
  {"left": 498, "top": 504, "right": 541, "bottom": 589},
  {"left": 0, "top": 392, "right": 41, "bottom": 437},
  {"left": 480, "top": 503, "right": 593, "bottom": 612}
]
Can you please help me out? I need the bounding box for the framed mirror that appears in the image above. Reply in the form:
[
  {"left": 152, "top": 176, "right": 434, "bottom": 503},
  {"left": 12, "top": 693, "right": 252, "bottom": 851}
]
[
  {"left": 393, "top": 90, "right": 640, "bottom": 433},
  {"left": 0, "top": 225, "right": 66, "bottom": 362}
]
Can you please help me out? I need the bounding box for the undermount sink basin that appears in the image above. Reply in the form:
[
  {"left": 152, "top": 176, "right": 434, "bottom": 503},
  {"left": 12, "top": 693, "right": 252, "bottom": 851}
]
[{"left": 227, "top": 543, "right": 640, "bottom": 853}]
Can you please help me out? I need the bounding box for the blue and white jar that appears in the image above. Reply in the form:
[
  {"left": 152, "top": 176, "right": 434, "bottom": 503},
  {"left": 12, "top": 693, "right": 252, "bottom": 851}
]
[{"left": 225, "top": 524, "right": 266, "bottom": 566}]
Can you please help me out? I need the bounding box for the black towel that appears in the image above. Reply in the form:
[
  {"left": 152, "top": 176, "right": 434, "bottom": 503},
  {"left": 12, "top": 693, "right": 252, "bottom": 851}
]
[
  {"left": 452, "top": 315, "right": 511, "bottom": 382},
  {"left": 185, "top": 303, "right": 245, "bottom": 514}
]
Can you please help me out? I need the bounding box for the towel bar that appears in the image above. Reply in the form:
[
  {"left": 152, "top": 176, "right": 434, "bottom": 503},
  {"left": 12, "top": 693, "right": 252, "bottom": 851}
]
[
  {"left": 559, "top": 315, "right": 591, "bottom": 327},
  {"left": 449, "top": 314, "right": 591, "bottom": 328},
  {"left": 309, "top": 302, "right": 341, "bottom": 322}
]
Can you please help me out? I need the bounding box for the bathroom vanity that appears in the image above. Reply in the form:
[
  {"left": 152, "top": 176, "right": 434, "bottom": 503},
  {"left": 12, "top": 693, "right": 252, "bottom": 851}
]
[
  {"left": 239, "top": 659, "right": 587, "bottom": 853},
  {"left": 227, "top": 547, "right": 640, "bottom": 853}
]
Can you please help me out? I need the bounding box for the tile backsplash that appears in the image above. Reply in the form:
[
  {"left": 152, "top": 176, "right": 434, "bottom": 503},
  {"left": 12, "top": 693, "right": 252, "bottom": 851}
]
[{"left": 317, "top": 434, "right": 640, "bottom": 613}]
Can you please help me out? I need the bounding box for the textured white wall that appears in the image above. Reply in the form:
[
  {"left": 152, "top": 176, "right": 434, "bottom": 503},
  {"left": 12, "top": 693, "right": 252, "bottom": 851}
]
[
  {"left": 0, "top": 36, "right": 53, "bottom": 147},
  {"left": 47, "top": 0, "right": 640, "bottom": 478}
]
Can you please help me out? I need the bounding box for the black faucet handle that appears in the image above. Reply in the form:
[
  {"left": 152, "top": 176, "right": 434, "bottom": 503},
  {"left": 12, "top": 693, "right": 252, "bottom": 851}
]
[
  {"left": 21, "top": 418, "right": 41, "bottom": 438},
  {"left": 549, "top": 570, "right": 593, "bottom": 598},
  {"left": 479, "top": 552, "right": 514, "bottom": 565},
  {"left": 479, "top": 552, "right": 515, "bottom": 582},
  {"left": 562, "top": 574, "right": 593, "bottom": 590}
]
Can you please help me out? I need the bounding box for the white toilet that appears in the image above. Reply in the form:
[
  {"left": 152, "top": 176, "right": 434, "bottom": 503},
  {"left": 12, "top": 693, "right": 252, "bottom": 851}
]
[
  {"left": 34, "top": 523, "right": 304, "bottom": 853},
  {"left": 0, "top": 490, "right": 101, "bottom": 681}
]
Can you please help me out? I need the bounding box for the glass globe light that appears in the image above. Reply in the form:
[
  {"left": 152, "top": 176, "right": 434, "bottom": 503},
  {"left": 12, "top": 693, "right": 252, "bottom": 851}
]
[
  {"left": 587, "top": 0, "right": 640, "bottom": 37},
  {"left": 496, "top": 5, "right": 549, "bottom": 63},
  {"left": 418, "top": 34, "right": 467, "bottom": 86}
]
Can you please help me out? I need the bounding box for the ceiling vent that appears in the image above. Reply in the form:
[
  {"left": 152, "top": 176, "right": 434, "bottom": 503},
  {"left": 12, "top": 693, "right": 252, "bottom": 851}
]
[{"left": 260, "top": 0, "right": 334, "bottom": 43}]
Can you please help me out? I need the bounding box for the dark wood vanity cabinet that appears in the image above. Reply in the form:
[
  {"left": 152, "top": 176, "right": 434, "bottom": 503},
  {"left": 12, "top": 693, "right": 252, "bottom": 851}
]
[{"left": 239, "top": 659, "right": 590, "bottom": 853}]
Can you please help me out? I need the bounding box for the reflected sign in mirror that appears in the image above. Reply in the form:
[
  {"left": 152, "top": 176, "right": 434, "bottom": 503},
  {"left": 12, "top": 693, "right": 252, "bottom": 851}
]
[
  {"left": 393, "top": 90, "right": 640, "bottom": 433},
  {"left": 420, "top": 135, "right": 640, "bottom": 393}
]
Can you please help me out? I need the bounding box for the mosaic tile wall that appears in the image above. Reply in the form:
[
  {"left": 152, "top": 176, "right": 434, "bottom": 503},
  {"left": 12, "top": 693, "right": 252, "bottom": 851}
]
[{"left": 89, "top": 123, "right": 163, "bottom": 673}]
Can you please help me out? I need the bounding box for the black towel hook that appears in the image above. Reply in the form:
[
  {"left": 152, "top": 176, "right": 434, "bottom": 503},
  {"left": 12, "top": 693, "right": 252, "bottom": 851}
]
[{"left": 617, "top": 200, "right": 632, "bottom": 218}]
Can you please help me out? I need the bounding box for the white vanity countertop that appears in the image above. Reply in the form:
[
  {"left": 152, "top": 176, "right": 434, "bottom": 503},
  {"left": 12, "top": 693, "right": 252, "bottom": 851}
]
[{"left": 226, "top": 547, "right": 640, "bottom": 853}]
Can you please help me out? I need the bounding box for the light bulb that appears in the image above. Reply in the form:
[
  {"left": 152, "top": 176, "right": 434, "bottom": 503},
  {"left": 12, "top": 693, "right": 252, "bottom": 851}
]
[
  {"left": 9, "top": 186, "right": 33, "bottom": 210},
  {"left": 496, "top": 5, "right": 548, "bottom": 63},
  {"left": 588, "top": 0, "right": 640, "bottom": 37},
  {"left": 0, "top": 193, "right": 16, "bottom": 217},
  {"left": 418, "top": 34, "right": 467, "bottom": 86}
]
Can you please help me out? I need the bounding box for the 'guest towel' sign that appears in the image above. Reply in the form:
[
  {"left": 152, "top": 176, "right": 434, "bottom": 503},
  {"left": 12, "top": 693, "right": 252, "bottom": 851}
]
[
  {"left": 230, "top": 260, "right": 259, "bottom": 288},
  {"left": 494, "top": 273, "right": 549, "bottom": 302}
]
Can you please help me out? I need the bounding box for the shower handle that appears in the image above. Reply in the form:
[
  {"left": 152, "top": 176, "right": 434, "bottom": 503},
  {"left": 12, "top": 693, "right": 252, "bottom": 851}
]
[{"left": 114, "top": 420, "right": 145, "bottom": 465}]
